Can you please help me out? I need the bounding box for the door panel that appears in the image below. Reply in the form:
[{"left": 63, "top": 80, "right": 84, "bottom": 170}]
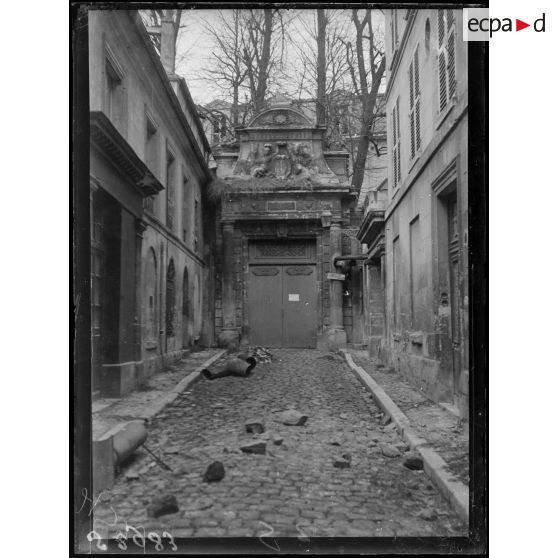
[
  {"left": 283, "top": 266, "right": 317, "bottom": 348},
  {"left": 248, "top": 264, "right": 317, "bottom": 348},
  {"left": 248, "top": 266, "right": 283, "bottom": 346}
]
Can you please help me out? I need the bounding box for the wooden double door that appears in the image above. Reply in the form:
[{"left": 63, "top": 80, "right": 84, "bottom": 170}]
[{"left": 248, "top": 263, "right": 317, "bottom": 348}]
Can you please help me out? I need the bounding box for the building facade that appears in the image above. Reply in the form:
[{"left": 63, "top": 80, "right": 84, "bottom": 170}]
[
  {"left": 359, "top": 9, "right": 469, "bottom": 416},
  {"left": 89, "top": 10, "right": 215, "bottom": 397}
]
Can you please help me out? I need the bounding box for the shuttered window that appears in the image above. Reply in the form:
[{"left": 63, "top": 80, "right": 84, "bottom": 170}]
[
  {"left": 166, "top": 143, "right": 176, "bottom": 230},
  {"left": 437, "top": 9, "right": 457, "bottom": 113},
  {"left": 390, "top": 10, "right": 399, "bottom": 54},
  {"left": 391, "top": 97, "right": 401, "bottom": 189},
  {"left": 409, "top": 46, "right": 421, "bottom": 160}
]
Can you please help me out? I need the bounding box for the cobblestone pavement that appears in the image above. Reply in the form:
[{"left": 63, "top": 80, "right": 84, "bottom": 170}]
[
  {"left": 93, "top": 349, "right": 467, "bottom": 538},
  {"left": 351, "top": 351, "right": 469, "bottom": 486}
]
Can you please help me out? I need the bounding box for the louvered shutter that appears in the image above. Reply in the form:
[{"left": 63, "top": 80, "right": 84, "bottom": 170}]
[
  {"left": 409, "top": 63, "right": 415, "bottom": 159},
  {"left": 414, "top": 48, "right": 421, "bottom": 150},
  {"left": 396, "top": 98, "right": 401, "bottom": 183},
  {"left": 392, "top": 106, "right": 397, "bottom": 186},
  {"left": 447, "top": 30, "right": 456, "bottom": 99},
  {"left": 439, "top": 51, "right": 447, "bottom": 112},
  {"left": 446, "top": 9, "right": 455, "bottom": 31}
]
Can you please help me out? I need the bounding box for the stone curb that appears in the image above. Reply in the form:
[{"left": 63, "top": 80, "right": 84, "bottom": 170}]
[
  {"left": 340, "top": 349, "right": 469, "bottom": 524},
  {"left": 96, "top": 349, "right": 227, "bottom": 439},
  {"left": 138, "top": 349, "right": 227, "bottom": 420}
]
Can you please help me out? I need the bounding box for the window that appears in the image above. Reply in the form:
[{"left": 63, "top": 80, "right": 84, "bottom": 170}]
[
  {"left": 437, "top": 9, "right": 457, "bottom": 113},
  {"left": 393, "top": 236, "right": 401, "bottom": 329},
  {"left": 409, "top": 46, "right": 421, "bottom": 160},
  {"left": 390, "top": 10, "right": 400, "bottom": 54},
  {"left": 166, "top": 143, "right": 176, "bottom": 230},
  {"left": 144, "top": 111, "right": 158, "bottom": 213},
  {"left": 166, "top": 259, "right": 176, "bottom": 337},
  {"left": 391, "top": 97, "right": 401, "bottom": 189},
  {"left": 194, "top": 195, "right": 200, "bottom": 253},
  {"left": 104, "top": 44, "right": 125, "bottom": 127},
  {"left": 409, "top": 216, "right": 420, "bottom": 327},
  {"left": 182, "top": 169, "right": 189, "bottom": 243}
]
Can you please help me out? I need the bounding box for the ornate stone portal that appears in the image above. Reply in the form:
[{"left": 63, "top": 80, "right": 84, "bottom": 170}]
[{"left": 213, "top": 100, "right": 354, "bottom": 351}]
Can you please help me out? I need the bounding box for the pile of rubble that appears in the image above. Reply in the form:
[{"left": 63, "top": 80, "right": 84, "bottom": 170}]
[{"left": 246, "top": 346, "right": 273, "bottom": 364}]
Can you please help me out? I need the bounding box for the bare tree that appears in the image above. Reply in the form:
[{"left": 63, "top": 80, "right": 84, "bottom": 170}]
[
  {"left": 200, "top": 10, "right": 248, "bottom": 125},
  {"left": 289, "top": 11, "right": 352, "bottom": 127},
  {"left": 343, "top": 9, "right": 386, "bottom": 194}
]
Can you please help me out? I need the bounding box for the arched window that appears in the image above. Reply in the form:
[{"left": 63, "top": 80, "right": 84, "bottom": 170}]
[
  {"left": 182, "top": 267, "right": 190, "bottom": 348},
  {"left": 144, "top": 247, "right": 158, "bottom": 343},
  {"left": 166, "top": 259, "right": 176, "bottom": 337}
]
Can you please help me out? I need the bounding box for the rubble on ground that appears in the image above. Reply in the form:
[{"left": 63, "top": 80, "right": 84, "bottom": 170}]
[
  {"left": 240, "top": 440, "right": 267, "bottom": 455},
  {"left": 203, "top": 461, "right": 226, "bottom": 482},
  {"left": 146, "top": 495, "right": 179, "bottom": 518},
  {"left": 277, "top": 409, "right": 308, "bottom": 426}
]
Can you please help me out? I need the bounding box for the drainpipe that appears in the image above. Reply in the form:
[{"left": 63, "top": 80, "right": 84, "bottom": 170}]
[{"left": 327, "top": 221, "right": 347, "bottom": 352}]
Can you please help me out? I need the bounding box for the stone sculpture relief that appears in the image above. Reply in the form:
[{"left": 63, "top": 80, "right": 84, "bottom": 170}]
[{"left": 247, "top": 141, "right": 319, "bottom": 180}]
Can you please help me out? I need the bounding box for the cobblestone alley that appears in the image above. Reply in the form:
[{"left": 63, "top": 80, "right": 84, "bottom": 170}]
[{"left": 93, "top": 349, "right": 467, "bottom": 539}]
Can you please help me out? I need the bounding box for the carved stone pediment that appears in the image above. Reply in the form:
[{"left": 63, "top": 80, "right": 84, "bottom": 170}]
[{"left": 248, "top": 108, "right": 311, "bottom": 129}]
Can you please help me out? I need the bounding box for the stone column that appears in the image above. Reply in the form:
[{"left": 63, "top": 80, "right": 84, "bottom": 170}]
[
  {"left": 328, "top": 221, "right": 347, "bottom": 351},
  {"left": 218, "top": 221, "right": 240, "bottom": 349}
]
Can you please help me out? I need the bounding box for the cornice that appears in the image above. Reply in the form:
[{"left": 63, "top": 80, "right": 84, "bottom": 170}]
[{"left": 90, "top": 111, "right": 164, "bottom": 198}]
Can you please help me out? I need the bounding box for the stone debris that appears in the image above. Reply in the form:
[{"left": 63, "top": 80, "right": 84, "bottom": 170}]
[
  {"left": 403, "top": 454, "right": 424, "bottom": 470},
  {"left": 339, "top": 413, "right": 348, "bottom": 420},
  {"left": 379, "top": 443, "right": 401, "bottom": 458},
  {"left": 245, "top": 418, "right": 265, "bottom": 434},
  {"left": 278, "top": 409, "right": 308, "bottom": 426},
  {"left": 146, "top": 495, "right": 179, "bottom": 518},
  {"left": 272, "top": 434, "right": 284, "bottom": 446},
  {"left": 395, "top": 441, "right": 409, "bottom": 451},
  {"left": 247, "top": 346, "right": 273, "bottom": 364},
  {"left": 124, "top": 470, "right": 140, "bottom": 481},
  {"left": 330, "top": 436, "right": 343, "bottom": 446},
  {"left": 240, "top": 440, "right": 267, "bottom": 455},
  {"left": 203, "top": 461, "right": 226, "bottom": 483},
  {"left": 342, "top": 453, "right": 352, "bottom": 463},
  {"left": 333, "top": 455, "right": 351, "bottom": 468},
  {"left": 380, "top": 414, "right": 391, "bottom": 426}
]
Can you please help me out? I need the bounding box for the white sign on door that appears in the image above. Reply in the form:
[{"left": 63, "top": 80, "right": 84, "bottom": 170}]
[{"left": 288, "top": 294, "right": 300, "bottom": 302}]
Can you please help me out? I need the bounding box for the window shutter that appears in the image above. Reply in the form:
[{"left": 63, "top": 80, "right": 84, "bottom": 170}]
[
  {"left": 438, "top": 10, "right": 445, "bottom": 47},
  {"left": 446, "top": 9, "right": 455, "bottom": 31},
  {"left": 410, "top": 110, "right": 415, "bottom": 160},
  {"left": 448, "top": 30, "right": 456, "bottom": 99},
  {"left": 408, "top": 64, "right": 414, "bottom": 108},
  {"left": 439, "top": 51, "right": 447, "bottom": 112},
  {"left": 392, "top": 107, "right": 397, "bottom": 185},
  {"left": 396, "top": 99, "right": 401, "bottom": 183},
  {"left": 414, "top": 48, "right": 421, "bottom": 151}
]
